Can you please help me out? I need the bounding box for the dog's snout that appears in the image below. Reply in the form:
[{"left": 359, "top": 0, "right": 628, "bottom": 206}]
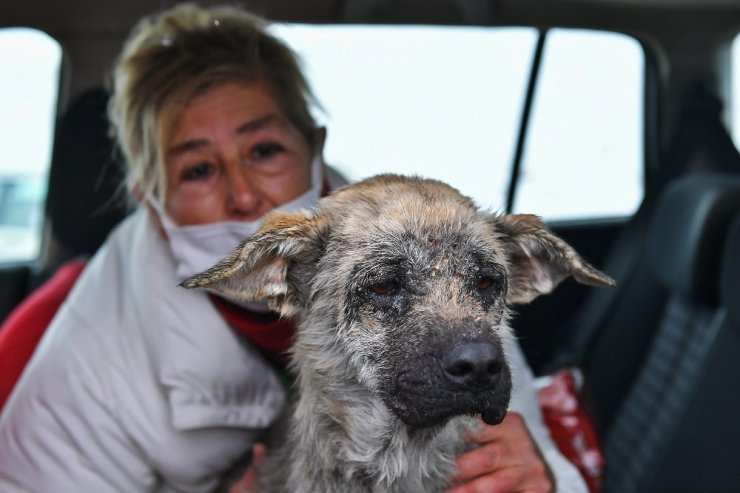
[{"left": 443, "top": 342, "right": 502, "bottom": 388}]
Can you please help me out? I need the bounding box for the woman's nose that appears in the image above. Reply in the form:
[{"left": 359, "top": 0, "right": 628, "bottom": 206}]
[{"left": 225, "top": 164, "right": 262, "bottom": 217}]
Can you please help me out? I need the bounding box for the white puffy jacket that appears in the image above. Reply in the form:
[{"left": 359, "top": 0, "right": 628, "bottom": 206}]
[{"left": 0, "top": 209, "right": 286, "bottom": 492}]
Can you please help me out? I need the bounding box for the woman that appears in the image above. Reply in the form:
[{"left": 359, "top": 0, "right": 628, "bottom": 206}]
[{"left": 0, "top": 4, "right": 586, "bottom": 492}]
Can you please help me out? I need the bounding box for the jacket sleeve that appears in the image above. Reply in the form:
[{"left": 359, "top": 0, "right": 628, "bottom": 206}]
[
  {"left": 0, "top": 259, "right": 87, "bottom": 410},
  {"left": 0, "top": 312, "right": 156, "bottom": 492},
  {"left": 0, "top": 308, "right": 258, "bottom": 493},
  {"left": 505, "top": 337, "right": 589, "bottom": 493}
]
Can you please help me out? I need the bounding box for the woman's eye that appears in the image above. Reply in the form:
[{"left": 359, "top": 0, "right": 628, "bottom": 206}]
[
  {"left": 251, "top": 142, "right": 284, "bottom": 160},
  {"left": 181, "top": 162, "right": 214, "bottom": 181},
  {"left": 369, "top": 279, "right": 399, "bottom": 295}
]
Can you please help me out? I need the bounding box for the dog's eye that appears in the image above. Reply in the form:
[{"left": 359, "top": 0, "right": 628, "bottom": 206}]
[
  {"left": 369, "top": 280, "right": 399, "bottom": 295},
  {"left": 475, "top": 276, "right": 495, "bottom": 291}
]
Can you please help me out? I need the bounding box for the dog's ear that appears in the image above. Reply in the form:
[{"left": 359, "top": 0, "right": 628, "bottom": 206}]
[
  {"left": 181, "top": 210, "right": 330, "bottom": 317},
  {"left": 491, "top": 214, "right": 616, "bottom": 304}
]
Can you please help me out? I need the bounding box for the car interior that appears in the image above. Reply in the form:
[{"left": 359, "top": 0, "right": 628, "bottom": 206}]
[{"left": 2, "top": 0, "right": 740, "bottom": 491}]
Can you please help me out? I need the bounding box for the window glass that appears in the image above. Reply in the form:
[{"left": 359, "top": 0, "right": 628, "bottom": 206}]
[
  {"left": 273, "top": 25, "right": 537, "bottom": 211},
  {"left": 731, "top": 34, "right": 740, "bottom": 147},
  {"left": 514, "top": 29, "right": 644, "bottom": 221},
  {"left": 0, "top": 28, "right": 61, "bottom": 262},
  {"left": 273, "top": 25, "right": 643, "bottom": 221}
]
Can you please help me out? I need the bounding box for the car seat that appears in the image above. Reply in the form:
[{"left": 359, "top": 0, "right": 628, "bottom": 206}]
[
  {"left": 41, "top": 87, "right": 130, "bottom": 278},
  {"left": 584, "top": 173, "right": 740, "bottom": 436},
  {"left": 602, "top": 210, "right": 740, "bottom": 492}
]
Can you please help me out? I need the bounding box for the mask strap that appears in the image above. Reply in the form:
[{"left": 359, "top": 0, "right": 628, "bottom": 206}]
[{"left": 144, "top": 195, "right": 180, "bottom": 232}]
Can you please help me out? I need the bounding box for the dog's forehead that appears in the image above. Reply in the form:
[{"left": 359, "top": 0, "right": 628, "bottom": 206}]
[
  {"left": 317, "top": 175, "right": 512, "bottom": 277},
  {"left": 327, "top": 175, "right": 489, "bottom": 238}
]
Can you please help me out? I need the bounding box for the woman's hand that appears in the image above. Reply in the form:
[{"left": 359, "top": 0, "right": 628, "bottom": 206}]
[
  {"left": 228, "top": 443, "right": 266, "bottom": 493},
  {"left": 448, "top": 412, "right": 554, "bottom": 493}
]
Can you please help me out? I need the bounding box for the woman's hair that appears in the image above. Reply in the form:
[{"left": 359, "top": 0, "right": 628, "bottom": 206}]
[{"left": 108, "top": 3, "right": 319, "bottom": 199}]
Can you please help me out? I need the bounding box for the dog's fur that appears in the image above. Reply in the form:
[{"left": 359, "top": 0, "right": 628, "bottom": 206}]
[{"left": 183, "top": 174, "right": 614, "bottom": 492}]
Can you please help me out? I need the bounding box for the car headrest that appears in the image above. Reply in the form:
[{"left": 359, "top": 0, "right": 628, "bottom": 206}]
[
  {"left": 647, "top": 173, "right": 740, "bottom": 304},
  {"left": 721, "top": 215, "right": 740, "bottom": 326},
  {"left": 46, "top": 88, "right": 130, "bottom": 256}
]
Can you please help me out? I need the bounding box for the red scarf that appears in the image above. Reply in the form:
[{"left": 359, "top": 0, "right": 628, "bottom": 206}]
[{"left": 210, "top": 295, "right": 296, "bottom": 365}]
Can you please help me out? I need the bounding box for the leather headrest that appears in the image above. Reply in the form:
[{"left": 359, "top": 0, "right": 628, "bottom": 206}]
[
  {"left": 46, "top": 88, "right": 130, "bottom": 255},
  {"left": 647, "top": 173, "right": 740, "bottom": 304}
]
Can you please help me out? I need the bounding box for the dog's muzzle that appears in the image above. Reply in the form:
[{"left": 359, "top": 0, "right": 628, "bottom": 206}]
[{"left": 383, "top": 338, "right": 512, "bottom": 429}]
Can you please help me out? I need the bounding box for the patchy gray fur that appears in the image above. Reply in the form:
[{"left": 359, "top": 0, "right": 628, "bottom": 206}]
[{"left": 183, "top": 174, "right": 615, "bottom": 492}]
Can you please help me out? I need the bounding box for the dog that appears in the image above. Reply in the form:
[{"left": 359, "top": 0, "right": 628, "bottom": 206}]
[{"left": 183, "top": 174, "right": 614, "bottom": 492}]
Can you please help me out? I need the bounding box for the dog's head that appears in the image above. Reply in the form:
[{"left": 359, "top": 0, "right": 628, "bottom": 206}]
[{"left": 183, "top": 175, "right": 614, "bottom": 429}]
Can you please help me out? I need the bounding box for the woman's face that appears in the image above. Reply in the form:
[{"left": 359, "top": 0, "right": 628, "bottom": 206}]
[{"left": 162, "top": 81, "right": 313, "bottom": 225}]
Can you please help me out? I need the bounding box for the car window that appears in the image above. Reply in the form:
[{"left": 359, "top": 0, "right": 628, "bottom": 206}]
[
  {"left": 514, "top": 29, "right": 644, "bottom": 221},
  {"left": 0, "top": 28, "right": 61, "bottom": 263},
  {"left": 274, "top": 25, "right": 645, "bottom": 221},
  {"left": 731, "top": 33, "right": 740, "bottom": 148},
  {"left": 274, "top": 25, "right": 538, "bottom": 212}
]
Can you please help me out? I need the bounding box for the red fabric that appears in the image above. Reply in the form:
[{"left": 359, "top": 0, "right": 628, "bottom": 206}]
[
  {"left": 538, "top": 369, "right": 605, "bottom": 493},
  {"left": 210, "top": 295, "right": 296, "bottom": 365},
  {"left": 0, "top": 259, "right": 87, "bottom": 410}
]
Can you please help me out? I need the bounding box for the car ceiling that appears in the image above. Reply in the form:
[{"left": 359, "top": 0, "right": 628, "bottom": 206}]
[
  {"left": 3, "top": 0, "right": 740, "bottom": 114},
  {"left": 5, "top": 0, "right": 740, "bottom": 36}
]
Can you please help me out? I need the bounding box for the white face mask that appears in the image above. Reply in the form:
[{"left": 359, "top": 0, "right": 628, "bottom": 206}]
[{"left": 151, "top": 154, "right": 324, "bottom": 283}]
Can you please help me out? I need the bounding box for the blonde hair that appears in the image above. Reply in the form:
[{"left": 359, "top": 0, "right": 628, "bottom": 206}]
[{"left": 108, "top": 3, "right": 319, "bottom": 199}]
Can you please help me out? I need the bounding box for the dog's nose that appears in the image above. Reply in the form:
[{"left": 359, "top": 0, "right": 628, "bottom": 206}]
[{"left": 443, "top": 342, "right": 502, "bottom": 388}]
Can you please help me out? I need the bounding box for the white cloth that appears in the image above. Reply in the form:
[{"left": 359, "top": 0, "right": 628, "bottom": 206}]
[
  {"left": 505, "top": 336, "right": 589, "bottom": 493},
  {"left": 0, "top": 209, "right": 286, "bottom": 493}
]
